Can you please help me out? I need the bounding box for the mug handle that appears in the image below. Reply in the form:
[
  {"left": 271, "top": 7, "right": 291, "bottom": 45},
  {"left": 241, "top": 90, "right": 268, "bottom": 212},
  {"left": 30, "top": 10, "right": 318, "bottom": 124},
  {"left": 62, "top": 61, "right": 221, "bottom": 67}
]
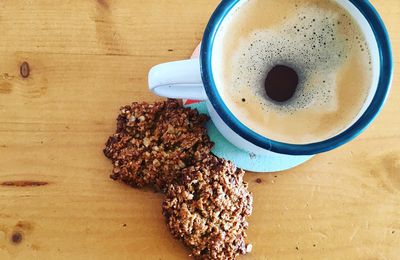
[{"left": 148, "top": 58, "right": 208, "bottom": 100}]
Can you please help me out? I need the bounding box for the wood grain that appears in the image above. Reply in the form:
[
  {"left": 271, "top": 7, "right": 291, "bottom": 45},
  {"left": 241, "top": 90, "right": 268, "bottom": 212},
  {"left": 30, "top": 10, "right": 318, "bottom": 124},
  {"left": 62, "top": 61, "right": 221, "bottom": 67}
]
[{"left": 0, "top": 0, "right": 399, "bottom": 259}]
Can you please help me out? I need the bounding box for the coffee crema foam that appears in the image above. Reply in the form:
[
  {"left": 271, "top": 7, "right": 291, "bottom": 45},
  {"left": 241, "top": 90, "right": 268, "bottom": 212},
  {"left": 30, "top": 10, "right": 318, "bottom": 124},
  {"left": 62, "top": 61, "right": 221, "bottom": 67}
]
[{"left": 213, "top": 0, "right": 373, "bottom": 144}]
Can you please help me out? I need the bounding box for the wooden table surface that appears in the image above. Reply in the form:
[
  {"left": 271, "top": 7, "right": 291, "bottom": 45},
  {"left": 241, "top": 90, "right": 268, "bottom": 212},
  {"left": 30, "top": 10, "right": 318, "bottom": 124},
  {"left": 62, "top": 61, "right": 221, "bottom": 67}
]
[{"left": 0, "top": 0, "right": 399, "bottom": 259}]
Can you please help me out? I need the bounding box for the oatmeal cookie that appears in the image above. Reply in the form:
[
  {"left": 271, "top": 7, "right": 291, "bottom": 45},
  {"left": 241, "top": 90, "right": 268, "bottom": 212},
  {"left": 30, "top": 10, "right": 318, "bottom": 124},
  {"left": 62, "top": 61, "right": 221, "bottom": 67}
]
[
  {"left": 103, "top": 99, "right": 213, "bottom": 191},
  {"left": 162, "top": 155, "right": 253, "bottom": 259}
]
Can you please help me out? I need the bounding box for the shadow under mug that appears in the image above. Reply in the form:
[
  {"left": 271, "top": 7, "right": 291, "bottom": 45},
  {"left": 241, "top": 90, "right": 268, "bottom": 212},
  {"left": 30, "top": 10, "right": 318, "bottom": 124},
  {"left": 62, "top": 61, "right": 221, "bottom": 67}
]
[{"left": 148, "top": 0, "right": 393, "bottom": 157}]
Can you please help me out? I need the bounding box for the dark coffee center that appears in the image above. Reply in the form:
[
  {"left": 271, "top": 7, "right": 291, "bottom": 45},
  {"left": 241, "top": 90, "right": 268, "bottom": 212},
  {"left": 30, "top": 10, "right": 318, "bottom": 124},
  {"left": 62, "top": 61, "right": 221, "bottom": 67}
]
[{"left": 265, "top": 65, "right": 299, "bottom": 102}]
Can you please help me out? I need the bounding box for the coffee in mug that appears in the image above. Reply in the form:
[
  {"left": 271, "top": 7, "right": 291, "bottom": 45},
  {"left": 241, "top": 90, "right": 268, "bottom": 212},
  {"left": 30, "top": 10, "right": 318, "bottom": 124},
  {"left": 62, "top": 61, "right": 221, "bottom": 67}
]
[{"left": 212, "top": 0, "right": 374, "bottom": 144}]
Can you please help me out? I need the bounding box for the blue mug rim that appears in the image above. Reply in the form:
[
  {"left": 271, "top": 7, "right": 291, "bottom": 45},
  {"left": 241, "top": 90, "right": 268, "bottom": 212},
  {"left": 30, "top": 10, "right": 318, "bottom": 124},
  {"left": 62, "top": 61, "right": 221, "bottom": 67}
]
[{"left": 200, "top": 0, "right": 393, "bottom": 156}]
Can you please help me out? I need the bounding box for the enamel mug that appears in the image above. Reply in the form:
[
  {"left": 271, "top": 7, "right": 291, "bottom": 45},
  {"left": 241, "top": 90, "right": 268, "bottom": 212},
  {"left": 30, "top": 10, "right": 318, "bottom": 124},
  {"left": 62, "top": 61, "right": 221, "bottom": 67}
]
[{"left": 148, "top": 0, "right": 393, "bottom": 157}]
